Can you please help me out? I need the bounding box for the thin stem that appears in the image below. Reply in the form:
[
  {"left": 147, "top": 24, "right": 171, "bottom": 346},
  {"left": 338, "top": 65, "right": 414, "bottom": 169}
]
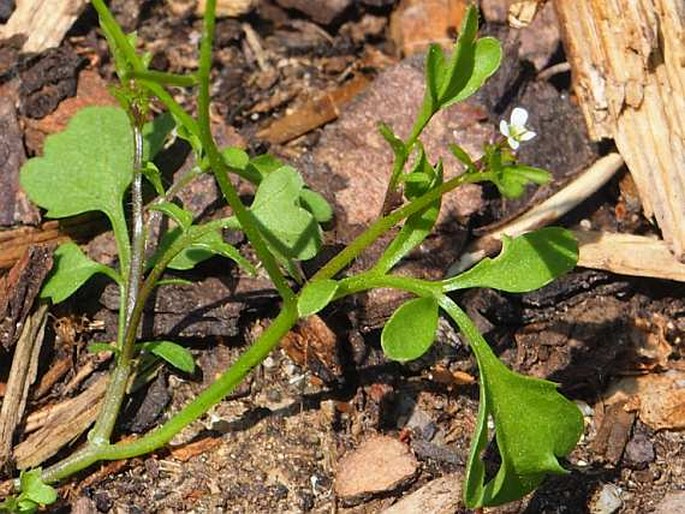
[
  {"left": 312, "top": 172, "right": 480, "bottom": 282},
  {"left": 89, "top": 122, "right": 146, "bottom": 444},
  {"left": 42, "top": 304, "right": 299, "bottom": 482},
  {"left": 196, "top": 0, "right": 294, "bottom": 304},
  {"left": 129, "top": 70, "right": 198, "bottom": 87}
]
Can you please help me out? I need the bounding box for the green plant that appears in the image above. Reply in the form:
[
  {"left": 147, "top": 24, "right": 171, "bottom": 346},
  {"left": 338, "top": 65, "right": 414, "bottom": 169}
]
[{"left": 10, "top": 2, "right": 583, "bottom": 509}]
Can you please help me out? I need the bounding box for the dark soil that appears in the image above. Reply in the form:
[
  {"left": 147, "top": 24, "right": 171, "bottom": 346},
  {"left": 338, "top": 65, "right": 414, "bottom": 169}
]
[{"left": 1, "top": 1, "right": 684, "bottom": 513}]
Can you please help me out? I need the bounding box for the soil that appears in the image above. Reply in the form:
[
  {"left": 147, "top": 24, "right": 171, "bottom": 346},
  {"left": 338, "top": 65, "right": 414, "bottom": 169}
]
[{"left": 1, "top": 1, "right": 684, "bottom": 513}]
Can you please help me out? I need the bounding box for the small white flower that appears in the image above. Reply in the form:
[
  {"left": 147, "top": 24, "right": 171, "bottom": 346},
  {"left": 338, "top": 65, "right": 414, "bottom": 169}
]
[{"left": 499, "top": 107, "right": 537, "bottom": 150}]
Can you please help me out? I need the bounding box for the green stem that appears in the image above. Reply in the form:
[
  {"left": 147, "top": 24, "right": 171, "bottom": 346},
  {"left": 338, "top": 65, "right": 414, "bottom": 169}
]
[
  {"left": 42, "top": 304, "right": 298, "bottom": 482},
  {"left": 90, "top": 122, "right": 146, "bottom": 444},
  {"left": 129, "top": 70, "right": 198, "bottom": 87},
  {"left": 313, "top": 171, "right": 480, "bottom": 282},
  {"left": 196, "top": 0, "right": 294, "bottom": 304}
]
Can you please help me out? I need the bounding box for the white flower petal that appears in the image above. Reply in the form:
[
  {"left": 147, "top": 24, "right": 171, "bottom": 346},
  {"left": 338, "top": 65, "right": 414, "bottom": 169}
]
[
  {"left": 499, "top": 119, "right": 510, "bottom": 137},
  {"left": 519, "top": 130, "right": 536, "bottom": 141},
  {"left": 510, "top": 107, "right": 528, "bottom": 127},
  {"left": 507, "top": 137, "right": 520, "bottom": 150}
]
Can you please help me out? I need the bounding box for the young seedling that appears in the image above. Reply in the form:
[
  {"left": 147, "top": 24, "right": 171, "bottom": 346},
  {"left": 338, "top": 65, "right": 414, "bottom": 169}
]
[{"left": 3, "top": 2, "right": 583, "bottom": 510}]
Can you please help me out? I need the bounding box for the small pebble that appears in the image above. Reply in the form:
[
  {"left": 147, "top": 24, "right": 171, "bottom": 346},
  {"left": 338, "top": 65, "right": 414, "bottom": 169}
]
[{"left": 590, "top": 483, "right": 623, "bottom": 514}]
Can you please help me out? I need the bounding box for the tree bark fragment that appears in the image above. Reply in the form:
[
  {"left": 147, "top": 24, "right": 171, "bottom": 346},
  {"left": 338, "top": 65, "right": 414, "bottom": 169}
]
[{"left": 554, "top": 0, "right": 685, "bottom": 259}]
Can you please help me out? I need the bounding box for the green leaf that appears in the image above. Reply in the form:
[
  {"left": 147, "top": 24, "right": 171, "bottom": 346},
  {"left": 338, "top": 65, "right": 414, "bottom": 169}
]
[
  {"left": 87, "top": 342, "right": 118, "bottom": 355},
  {"left": 141, "top": 161, "right": 165, "bottom": 196},
  {"left": 443, "top": 228, "right": 578, "bottom": 293},
  {"left": 167, "top": 229, "right": 254, "bottom": 273},
  {"left": 425, "top": 43, "right": 446, "bottom": 107},
  {"left": 297, "top": 279, "right": 338, "bottom": 317},
  {"left": 299, "top": 188, "right": 333, "bottom": 224},
  {"left": 250, "top": 166, "right": 322, "bottom": 261},
  {"left": 449, "top": 143, "right": 476, "bottom": 169},
  {"left": 464, "top": 346, "right": 583, "bottom": 507},
  {"left": 223, "top": 147, "right": 250, "bottom": 171},
  {"left": 20, "top": 106, "right": 133, "bottom": 233},
  {"left": 376, "top": 159, "right": 442, "bottom": 273},
  {"left": 381, "top": 297, "right": 439, "bottom": 362},
  {"left": 378, "top": 122, "right": 408, "bottom": 162},
  {"left": 375, "top": 199, "right": 440, "bottom": 274},
  {"left": 141, "top": 341, "right": 195, "bottom": 373},
  {"left": 149, "top": 202, "right": 193, "bottom": 230},
  {"left": 445, "top": 37, "right": 502, "bottom": 106},
  {"left": 19, "top": 469, "right": 57, "bottom": 506},
  {"left": 247, "top": 154, "right": 284, "bottom": 180},
  {"left": 142, "top": 111, "right": 175, "bottom": 161},
  {"left": 439, "top": 298, "right": 583, "bottom": 508},
  {"left": 41, "top": 243, "right": 120, "bottom": 304},
  {"left": 437, "top": 5, "right": 478, "bottom": 105}
]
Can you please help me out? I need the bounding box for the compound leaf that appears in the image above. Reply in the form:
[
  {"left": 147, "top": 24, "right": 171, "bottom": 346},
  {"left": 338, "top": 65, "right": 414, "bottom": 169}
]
[
  {"left": 443, "top": 228, "right": 577, "bottom": 293},
  {"left": 381, "top": 296, "right": 439, "bottom": 362},
  {"left": 41, "top": 243, "right": 120, "bottom": 303}
]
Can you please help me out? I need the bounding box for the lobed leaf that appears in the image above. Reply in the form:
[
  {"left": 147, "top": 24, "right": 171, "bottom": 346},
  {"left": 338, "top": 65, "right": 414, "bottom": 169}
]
[
  {"left": 443, "top": 228, "right": 577, "bottom": 293},
  {"left": 20, "top": 107, "right": 133, "bottom": 228},
  {"left": 464, "top": 348, "right": 583, "bottom": 507},
  {"left": 19, "top": 469, "right": 57, "bottom": 507},
  {"left": 381, "top": 296, "right": 439, "bottom": 362},
  {"left": 250, "top": 166, "right": 322, "bottom": 262},
  {"left": 41, "top": 243, "right": 120, "bottom": 304}
]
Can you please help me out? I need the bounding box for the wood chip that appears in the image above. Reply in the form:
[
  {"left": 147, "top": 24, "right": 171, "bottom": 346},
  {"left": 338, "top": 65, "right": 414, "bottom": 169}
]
[
  {"left": 555, "top": 0, "right": 685, "bottom": 259},
  {"left": 257, "top": 75, "right": 370, "bottom": 144},
  {"left": 603, "top": 371, "right": 685, "bottom": 431},
  {"left": 0, "top": 304, "right": 47, "bottom": 468},
  {"left": 334, "top": 435, "right": 418, "bottom": 504},
  {"left": 13, "top": 373, "right": 108, "bottom": 469},
  {"left": 575, "top": 231, "right": 685, "bottom": 283},
  {"left": 381, "top": 473, "right": 462, "bottom": 514},
  {"left": 0, "top": 0, "right": 88, "bottom": 52},
  {"left": 0, "top": 245, "right": 53, "bottom": 350}
]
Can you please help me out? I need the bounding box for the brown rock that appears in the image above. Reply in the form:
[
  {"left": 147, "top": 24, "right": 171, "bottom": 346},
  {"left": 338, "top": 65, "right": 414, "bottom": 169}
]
[
  {"left": 334, "top": 435, "right": 418, "bottom": 503},
  {"left": 390, "top": 0, "right": 468, "bottom": 56},
  {"left": 274, "top": 0, "right": 353, "bottom": 25},
  {"left": 653, "top": 492, "right": 685, "bottom": 514},
  {"left": 307, "top": 58, "right": 489, "bottom": 242}
]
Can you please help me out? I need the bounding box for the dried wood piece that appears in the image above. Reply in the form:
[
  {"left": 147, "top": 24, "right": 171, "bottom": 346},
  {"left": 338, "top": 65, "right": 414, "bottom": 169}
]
[
  {"left": 0, "top": 0, "right": 88, "bottom": 53},
  {"left": 574, "top": 231, "right": 685, "bottom": 282},
  {"left": 0, "top": 245, "right": 53, "bottom": 350},
  {"left": 0, "top": 95, "right": 39, "bottom": 226},
  {"left": 0, "top": 304, "right": 47, "bottom": 469},
  {"left": 13, "top": 374, "right": 108, "bottom": 469},
  {"left": 448, "top": 152, "right": 624, "bottom": 275},
  {"left": 257, "top": 75, "right": 370, "bottom": 144},
  {"left": 0, "top": 216, "right": 104, "bottom": 270},
  {"left": 554, "top": 0, "right": 685, "bottom": 259}
]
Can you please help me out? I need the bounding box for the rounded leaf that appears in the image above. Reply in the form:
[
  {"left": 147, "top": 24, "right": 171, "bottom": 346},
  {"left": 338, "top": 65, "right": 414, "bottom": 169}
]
[
  {"left": 381, "top": 297, "right": 439, "bottom": 362},
  {"left": 297, "top": 279, "right": 338, "bottom": 317}
]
